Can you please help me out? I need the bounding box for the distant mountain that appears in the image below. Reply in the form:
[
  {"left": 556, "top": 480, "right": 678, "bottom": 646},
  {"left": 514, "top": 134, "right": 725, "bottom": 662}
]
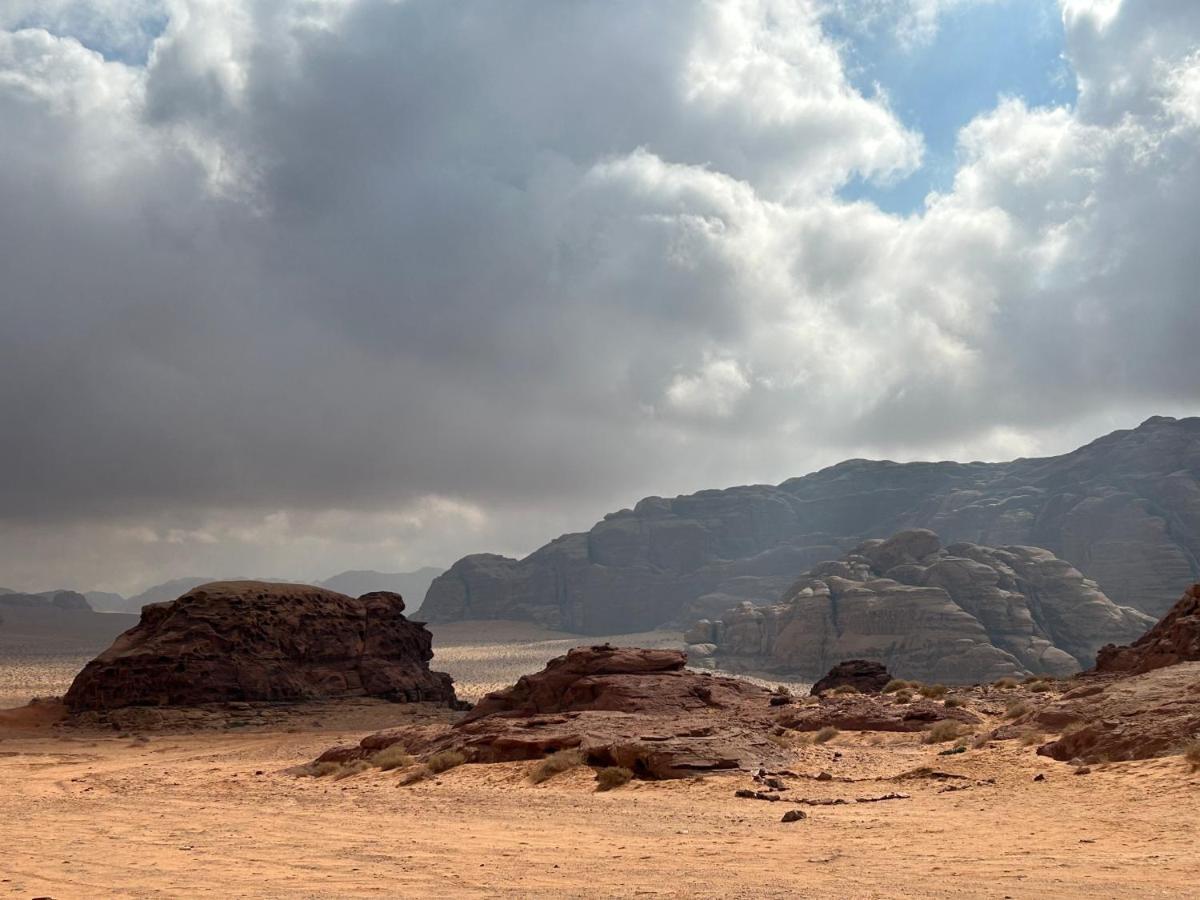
[
  {"left": 0, "top": 590, "right": 137, "bottom": 653},
  {"left": 84, "top": 591, "right": 127, "bottom": 613},
  {"left": 118, "top": 576, "right": 223, "bottom": 613},
  {"left": 423, "top": 416, "right": 1200, "bottom": 632},
  {"left": 319, "top": 568, "right": 443, "bottom": 612}
]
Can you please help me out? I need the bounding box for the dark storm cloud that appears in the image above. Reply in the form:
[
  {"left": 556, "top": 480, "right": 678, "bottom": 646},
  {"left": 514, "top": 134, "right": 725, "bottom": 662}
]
[{"left": 0, "top": 0, "right": 1198, "bottom": 592}]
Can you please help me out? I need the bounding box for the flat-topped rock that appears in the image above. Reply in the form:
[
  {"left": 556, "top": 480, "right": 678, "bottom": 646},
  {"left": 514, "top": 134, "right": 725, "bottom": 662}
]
[
  {"left": 810, "top": 660, "right": 892, "bottom": 696},
  {"left": 64, "top": 581, "right": 459, "bottom": 711}
]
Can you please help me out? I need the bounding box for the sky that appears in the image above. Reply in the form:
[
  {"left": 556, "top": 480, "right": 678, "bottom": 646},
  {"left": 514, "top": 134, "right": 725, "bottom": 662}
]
[{"left": 1, "top": 0, "right": 1198, "bottom": 595}]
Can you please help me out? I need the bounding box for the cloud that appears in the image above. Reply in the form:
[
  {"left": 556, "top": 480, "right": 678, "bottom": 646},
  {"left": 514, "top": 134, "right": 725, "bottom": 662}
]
[{"left": 0, "top": 0, "right": 1198, "bottom": 592}]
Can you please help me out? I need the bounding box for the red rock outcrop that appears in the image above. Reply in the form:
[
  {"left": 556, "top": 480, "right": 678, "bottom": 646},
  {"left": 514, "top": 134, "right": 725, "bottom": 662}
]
[
  {"left": 64, "top": 581, "right": 458, "bottom": 711},
  {"left": 1030, "top": 662, "right": 1200, "bottom": 763},
  {"left": 316, "top": 645, "right": 979, "bottom": 779},
  {"left": 810, "top": 660, "right": 892, "bottom": 696},
  {"left": 1093, "top": 584, "right": 1200, "bottom": 674},
  {"left": 319, "top": 645, "right": 792, "bottom": 778}
]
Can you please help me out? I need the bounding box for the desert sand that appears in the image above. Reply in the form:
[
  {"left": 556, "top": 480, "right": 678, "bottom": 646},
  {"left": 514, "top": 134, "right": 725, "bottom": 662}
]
[{"left": 1, "top": 622, "right": 1197, "bottom": 899}]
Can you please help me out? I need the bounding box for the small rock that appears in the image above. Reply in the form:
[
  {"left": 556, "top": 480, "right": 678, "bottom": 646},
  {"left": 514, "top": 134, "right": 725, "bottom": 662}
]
[
  {"left": 816, "top": 771, "right": 833, "bottom": 782},
  {"left": 1074, "top": 766, "right": 1091, "bottom": 775},
  {"left": 1033, "top": 773, "right": 1046, "bottom": 782},
  {"left": 781, "top": 809, "right": 807, "bottom": 823}
]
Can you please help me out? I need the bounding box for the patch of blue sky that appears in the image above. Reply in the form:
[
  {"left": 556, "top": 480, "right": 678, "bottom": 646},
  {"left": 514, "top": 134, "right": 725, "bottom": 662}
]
[
  {"left": 12, "top": 7, "right": 168, "bottom": 67},
  {"left": 828, "top": 0, "right": 1077, "bottom": 215}
]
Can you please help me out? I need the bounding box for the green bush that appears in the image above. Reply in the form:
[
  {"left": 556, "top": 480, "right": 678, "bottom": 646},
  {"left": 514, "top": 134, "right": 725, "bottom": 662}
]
[
  {"left": 371, "top": 744, "right": 415, "bottom": 771},
  {"left": 922, "top": 721, "right": 966, "bottom": 744}
]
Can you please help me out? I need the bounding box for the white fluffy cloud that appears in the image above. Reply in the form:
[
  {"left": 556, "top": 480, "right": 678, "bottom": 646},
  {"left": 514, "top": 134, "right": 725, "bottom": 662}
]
[{"left": 0, "top": 0, "right": 1198, "bottom": 592}]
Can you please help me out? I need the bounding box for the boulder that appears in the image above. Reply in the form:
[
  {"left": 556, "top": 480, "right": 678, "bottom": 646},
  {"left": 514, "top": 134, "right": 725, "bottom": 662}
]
[
  {"left": 810, "top": 660, "right": 892, "bottom": 696},
  {"left": 422, "top": 417, "right": 1200, "bottom": 630},
  {"left": 1029, "top": 662, "right": 1200, "bottom": 763},
  {"left": 1094, "top": 584, "right": 1200, "bottom": 674},
  {"left": 694, "top": 531, "right": 1152, "bottom": 683},
  {"left": 63, "top": 581, "right": 459, "bottom": 711},
  {"left": 776, "top": 696, "right": 979, "bottom": 733}
]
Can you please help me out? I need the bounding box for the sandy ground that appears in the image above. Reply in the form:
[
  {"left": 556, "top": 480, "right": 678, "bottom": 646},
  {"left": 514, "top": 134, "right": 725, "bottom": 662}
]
[{"left": 1, "top": 622, "right": 1197, "bottom": 898}]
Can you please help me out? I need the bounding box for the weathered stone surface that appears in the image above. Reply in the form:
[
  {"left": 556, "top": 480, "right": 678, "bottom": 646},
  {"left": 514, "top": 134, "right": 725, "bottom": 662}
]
[
  {"left": 317, "top": 645, "right": 794, "bottom": 779},
  {"left": 775, "top": 696, "right": 980, "bottom": 733},
  {"left": 810, "top": 660, "right": 892, "bottom": 696},
  {"left": 698, "top": 531, "right": 1152, "bottom": 683},
  {"left": 64, "top": 581, "right": 459, "bottom": 711},
  {"left": 1029, "top": 662, "right": 1200, "bottom": 763},
  {"left": 422, "top": 417, "right": 1200, "bottom": 631},
  {"left": 1094, "top": 584, "right": 1200, "bottom": 674}
]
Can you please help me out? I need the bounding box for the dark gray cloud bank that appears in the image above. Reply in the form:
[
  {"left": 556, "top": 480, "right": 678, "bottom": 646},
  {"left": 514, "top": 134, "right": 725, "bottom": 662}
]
[{"left": 1, "top": 1, "right": 1198, "bottom": 593}]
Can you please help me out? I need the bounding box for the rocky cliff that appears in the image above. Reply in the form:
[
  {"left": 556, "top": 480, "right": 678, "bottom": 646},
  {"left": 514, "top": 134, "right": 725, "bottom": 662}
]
[
  {"left": 423, "top": 416, "right": 1200, "bottom": 631},
  {"left": 64, "top": 581, "right": 458, "bottom": 711},
  {"left": 685, "top": 530, "right": 1153, "bottom": 683}
]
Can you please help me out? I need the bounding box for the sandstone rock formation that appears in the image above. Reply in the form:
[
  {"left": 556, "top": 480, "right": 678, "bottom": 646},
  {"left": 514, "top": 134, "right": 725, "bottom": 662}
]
[
  {"left": 64, "top": 581, "right": 458, "bottom": 711},
  {"left": 1029, "top": 662, "right": 1200, "bottom": 763},
  {"left": 319, "top": 645, "right": 792, "bottom": 778},
  {"left": 810, "top": 660, "right": 892, "bottom": 696},
  {"left": 689, "top": 531, "right": 1152, "bottom": 683},
  {"left": 316, "top": 645, "right": 979, "bottom": 780},
  {"left": 1094, "top": 584, "right": 1200, "bottom": 674},
  {"left": 423, "top": 416, "right": 1200, "bottom": 631}
]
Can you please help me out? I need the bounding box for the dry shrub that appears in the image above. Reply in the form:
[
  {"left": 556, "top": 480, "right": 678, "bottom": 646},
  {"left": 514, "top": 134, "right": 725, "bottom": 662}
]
[
  {"left": 1021, "top": 675, "right": 1042, "bottom": 685},
  {"left": 1029, "top": 681, "right": 1053, "bottom": 693},
  {"left": 305, "top": 761, "right": 343, "bottom": 778},
  {"left": 882, "top": 679, "right": 910, "bottom": 693},
  {"left": 918, "top": 683, "right": 948, "bottom": 699},
  {"left": 972, "top": 733, "right": 991, "bottom": 750},
  {"left": 994, "top": 677, "right": 1019, "bottom": 689},
  {"left": 371, "top": 744, "right": 415, "bottom": 771},
  {"left": 426, "top": 749, "right": 467, "bottom": 774},
  {"left": 943, "top": 696, "right": 963, "bottom": 708},
  {"left": 595, "top": 766, "right": 634, "bottom": 791},
  {"left": 893, "top": 690, "right": 913, "bottom": 704},
  {"left": 766, "top": 731, "right": 792, "bottom": 748},
  {"left": 1020, "top": 730, "right": 1045, "bottom": 747},
  {"left": 1005, "top": 701, "right": 1032, "bottom": 720},
  {"left": 922, "top": 721, "right": 966, "bottom": 744},
  {"left": 332, "top": 759, "right": 371, "bottom": 780},
  {"left": 829, "top": 684, "right": 860, "bottom": 696},
  {"left": 529, "top": 749, "right": 584, "bottom": 784},
  {"left": 1181, "top": 740, "right": 1200, "bottom": 771},
  {"left": 812, "top": 726, "right": 839, "bottom": 744},
  {"left": 396, "top": 766, "right": 432, "bottom": 786}
]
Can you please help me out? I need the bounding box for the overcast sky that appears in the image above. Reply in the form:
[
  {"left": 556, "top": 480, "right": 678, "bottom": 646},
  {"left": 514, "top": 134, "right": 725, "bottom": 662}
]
[{"left": 2, "top": 0, "right": 1198, "bottom": 594}]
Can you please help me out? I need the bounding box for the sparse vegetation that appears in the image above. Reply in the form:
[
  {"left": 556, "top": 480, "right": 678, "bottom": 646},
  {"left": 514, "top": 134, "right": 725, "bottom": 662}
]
[
  {"left": 1181, "top": 740, "right": 1200, "bottom": 771},
  {"left": 305, "top": 761, "right": 343, "bottom": 778},
  {"left": 882, "top": 679, "right": 910, "bottom": 693},
  {"left": 994, "top": 677, "right": 1019, "bottom": 689},
  {"left": 893, "top": 690, "right": 913, "bottom": 704},
  {"left": 332, "top": 759, "right": 371, "bottom": 780},
  {"left": 922, "top": 721, "right": 966, "bottom": 744},
  {"left": 918, "top": 683, "right": 947, "bottom": 699},
  {"left": 1020, "top": 730, "right": 1045, "bottom": 747},
  {"left": 812, "top": 726, "right": 839, "bottom": 744},
  {"left": 972, "top": 733, "right": 991, "bottom": 750},
  {"left": 1021, "top": 675, "right": 1042, "bottom": 685},
  {"left": 1005, "top": 701, "right": 1032, "bottom": 720},
  {"left": 1029, "top": 681, "right": 1053, "bottom": 693},
  {"left": 370, "top": 744, "right": 415, "bottom": 771},
  {"left": 943, "top": 696, "right": 963, "bottom": 708},
  {"left": 529, "top": 749, "right": 584, "bottom": 784},
  {"left": 426, "top": 749, "right": 467, "bottom": 774},
  {"left": 829, "top": 684, "right": 860, "bottom": 696},
  {"left": 766, "top": 731, "right": 792, "bottom": 748},
  {"left": 595, "top": 766, "right": 634, "bottom": 791}
]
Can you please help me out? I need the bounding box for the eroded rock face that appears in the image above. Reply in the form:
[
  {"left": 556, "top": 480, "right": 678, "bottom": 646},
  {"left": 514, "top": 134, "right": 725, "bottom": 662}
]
[
  {"left": 319, "top": 645, "right": 792, "bottom": 778},
  {"left": 315, "top": 645, "right": 980, "bottom": 780},
  {"left": 1094, "top": 585, "right": 1200, "bottom": 675},
  {"left": 697, "top": 531, "right": 1152, "bottom": 684},
  {"left": 810, "top": 660, "right": 892, "bottom": 696},
  {"left": 64, "top": 581, "right": 458, "bottom": 711},
  {"left": 422, "top": 417, "right": 1200, "bottom": 631},
  {"left": 1030, "top": 662, "right": 1200, "bottom": 763}
]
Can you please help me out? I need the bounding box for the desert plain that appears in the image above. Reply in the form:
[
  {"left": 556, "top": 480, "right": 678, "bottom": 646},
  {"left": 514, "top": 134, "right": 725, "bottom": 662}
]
[{"left": 0, "top": 620, "right": 1197, "bottom": 899}]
